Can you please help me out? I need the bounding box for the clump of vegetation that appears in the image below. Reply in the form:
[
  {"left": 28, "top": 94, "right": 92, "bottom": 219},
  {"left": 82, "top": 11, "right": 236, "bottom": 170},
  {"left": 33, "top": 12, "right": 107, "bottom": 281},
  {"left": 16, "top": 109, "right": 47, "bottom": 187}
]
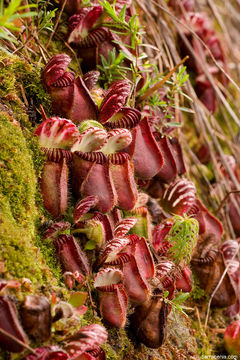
[
  {"left": 0, "top": 112, "right": 56, "bottom": 286},
  {"left": 0, "top": 0, "right": 37, "bottom": 43}
]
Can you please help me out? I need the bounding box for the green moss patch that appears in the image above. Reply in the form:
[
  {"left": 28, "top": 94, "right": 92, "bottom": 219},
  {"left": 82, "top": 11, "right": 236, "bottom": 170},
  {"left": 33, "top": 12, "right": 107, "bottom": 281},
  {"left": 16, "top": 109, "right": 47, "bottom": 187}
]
[
  {"left": 0, "top": 51, "right": 51, "bottom": 118},
  {"left": 0, "top": 111, "right": 55, "bottom": 285},
  {"left": 0, "top": 112, "right": 37, "bottom": 228}
]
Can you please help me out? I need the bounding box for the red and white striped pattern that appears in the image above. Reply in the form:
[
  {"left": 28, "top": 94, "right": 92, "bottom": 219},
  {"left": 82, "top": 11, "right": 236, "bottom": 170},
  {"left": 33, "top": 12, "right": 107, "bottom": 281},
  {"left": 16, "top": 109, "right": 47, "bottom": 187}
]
[
  {"left": 42, "top": 53, "right": 71, "bottom": 87},
  {"left": 68, "top": 6, "right": 103, "bottom": 44},
  {"left": 105, "top": 253, "right": 131, "bottom": 266},
  {"left": 75, "top": 151, "right": 106, "bottom": 164},
  {"left": 99, "top": 80, "right": 131, "bottom": 124},
  {"left": 71, "top": 127, "right": 107, "bottom": 153},
  {"left": 34, "top": 117, "right": 79, "bottom": 150},
  {"left": 101, "top": 238, "right": 130, "bottom": 263},
  {"left": 77, "top": 324, "right": 108, "bottom": 349},
  {"left": 73, "top": 271, "right": 85, "bottom": 283},
  {"left": 108, "top": 152, "right": 130, "bottom": 164},
  {"left": 102, "top": 129, "right": 132, "bottom": 154},
  {"left": 77, "top": 27, "right": 109, "bottom": 48},
  {"left": 156, "top": 260, "right": 174, "bottom": 280},
  {"left": 114, "top": 217, "right": 137, "bottom": 237},
  {"left": 221, "top": 240, "right": 239, "bottom": 280},
  {"left": 65, "top": 324, "right": 108, "bottom": 356},
  {"left": 43, "top": 222, "right": 71, "bottom": 240},
  {"left": 221, "top": 240, "right": 239, "bottom": 260},
  {"left": 162, "top": 179, "right": 196, "bottom": 215},
  {"left": 74, "top": 195, "right": 99, "bottom": 224},
  {"left": 52, "top": 71, "right": 75, "bottom": 87}
]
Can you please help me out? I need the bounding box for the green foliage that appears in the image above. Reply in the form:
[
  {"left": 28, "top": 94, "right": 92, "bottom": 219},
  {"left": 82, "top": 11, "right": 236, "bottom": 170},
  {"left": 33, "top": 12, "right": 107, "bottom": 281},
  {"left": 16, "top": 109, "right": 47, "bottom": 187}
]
[
  {"left": 73, "top": 219, "right": 105, "bottom": 250},
  {"left": 0, "top": 50, "right": 51, "bottom": 112},
  {"left": 0, "top": 50, "right": 50, "bottom": 180},
  {"left": 175, "top": 65, "right": 189, "bottom": 87},
  {"left": 0, "top": 51, "right": 60, "bottom": 288},
  {"left": 99, "top": 0, "right": 144, "bottom": 50},
  {"left": 164, "top": 291, "right": 190, "bottom": 317},
  {"left": 163, "top": 66, "right": 192, "bottom": 115},
  {"left": 148, "top": 93, "right": 167, "bottom": 109},
  {"left": 97, "top": 48, "right": 129, "bottom": 85},
  {"left": 190, "top": 272, "right": 208, "bottom": 300},
  {"left": 97, "top": 0, "right": 151, "bottom": 92},
  {"left": 0, "top": 0, "right": 57, "bottom": 54},
  {"left": 0, "top": 0, "right": 37, "bottom": 43},
  {"left": 0, "top": 113, "right": 37, "bottom": 226},
  {"left": 69, "top": 291, "right": 88, "bottom": 307},
  {"left": 166, "top": 215, "right": 199, "bottom": 265},
  {"left": 0, "top": 113, "right": 56, "bottom": 287},
  {"left": 35, "top": 6, "right": 56, "bottom": 33},
  {"left": 35, "top": 236, "right": 63, "bottom": 283},
  {"left": 139, "top": 65, "right": 193, "bottom": 132}
]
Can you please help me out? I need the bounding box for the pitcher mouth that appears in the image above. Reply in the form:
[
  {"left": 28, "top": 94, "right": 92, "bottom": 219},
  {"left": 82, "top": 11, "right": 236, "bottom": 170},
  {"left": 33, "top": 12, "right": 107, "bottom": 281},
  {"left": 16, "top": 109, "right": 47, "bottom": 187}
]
[
  {"left": 73, "top": 151, "right": 107, "bottom": 164},
  {"left": 41, "top": 147, "right": 73, "bottom": 163}
]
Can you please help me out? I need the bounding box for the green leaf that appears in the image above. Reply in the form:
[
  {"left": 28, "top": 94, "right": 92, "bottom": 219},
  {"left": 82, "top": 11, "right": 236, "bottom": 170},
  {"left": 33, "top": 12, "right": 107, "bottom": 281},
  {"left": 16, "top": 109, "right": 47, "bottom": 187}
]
[
  {"left": 84, "top": 240, "right": 97, "bottom": 250},
  {"left": 4, "top": 0, "right": 21, "bottom": 16},
  {"left": 97, "top": 48, "right": 128, "bottom": 84},
  {"left": 99, "top": 0, "right": 119, "bottom": 23},
  {"left": 172, "top": 292, "right": 190, "bottom": 304},
  {"left": 0, "top": 29, "right": 17, "bottom": 43},
  {"left": 81, "top": 0, "right": 91, "bottom": 6},
  {"left": 100, "top": 54, "right": 108, "bottom": 66},
  {"left": 173, "top": 304, "right": 183, "bottom": 311},
  {"left": 119, "top": 49, "right": 135, "bottom": 62},
  {"left": 163, "top": 290, "right": 169, "bottom": 298},
  {"left": 9, "top": 11, "right": 37, "bottom": 20},
  {"left": 138, "top": 52, "right": 148, "bottom": 60},
  {"left": 115, "top": 52, "right": 125, "bottom": 65},
  {"left": 165, "top": 122, "right": 182, "bottom": 128},
  {"left": 172, "top": 106, "right": 194, "bottom": 114},
  {"left": 17, "top": 4, "right": 37, "bottom": 10},
  {"left": 129, "top": 14, "right": 137, "bottom": 28},
  {"left": 179, "top": 91, "right": 193, "bottom": 102},
  {"left": 69, "top": 292, "right": 88, "bottom": 307},
  {"left": 119, "top": 4, "right": 127, "bottom": 21}
]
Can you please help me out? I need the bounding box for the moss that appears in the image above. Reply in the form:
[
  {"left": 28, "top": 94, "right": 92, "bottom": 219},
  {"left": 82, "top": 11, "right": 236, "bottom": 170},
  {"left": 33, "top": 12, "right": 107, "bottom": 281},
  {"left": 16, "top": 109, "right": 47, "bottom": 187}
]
[
  {"left": 35, "top": 235, "right": 63, "bottom": 283},
  {"left": 208, "top": 308, "right": 231, "bottom": 356},
  {"left": 190, "top": 273, "right": 208, "bottom": 301},
  {"left": 0, "top": 193, "right": 53, "bottom": 286},
  {"left": 0, "top": 51, "right": 47, "bottom": 213},
  {"left": 192, "top": 319, "right": 213, "bottom": 358},
  {"left": 106, "top": 327, "right": 136, "bottom": 360},
  {"left": 0, "top": 111, "right": 56, "bottom": 286},
  {"left": 0, "top": 112, "right": 37, "bottom": 227},
  {"left": 0, "top": 50, "right": 51, "bottom": 118},
  {"left": 0, "top": 49, "right": 69, "bottom": 290}
]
